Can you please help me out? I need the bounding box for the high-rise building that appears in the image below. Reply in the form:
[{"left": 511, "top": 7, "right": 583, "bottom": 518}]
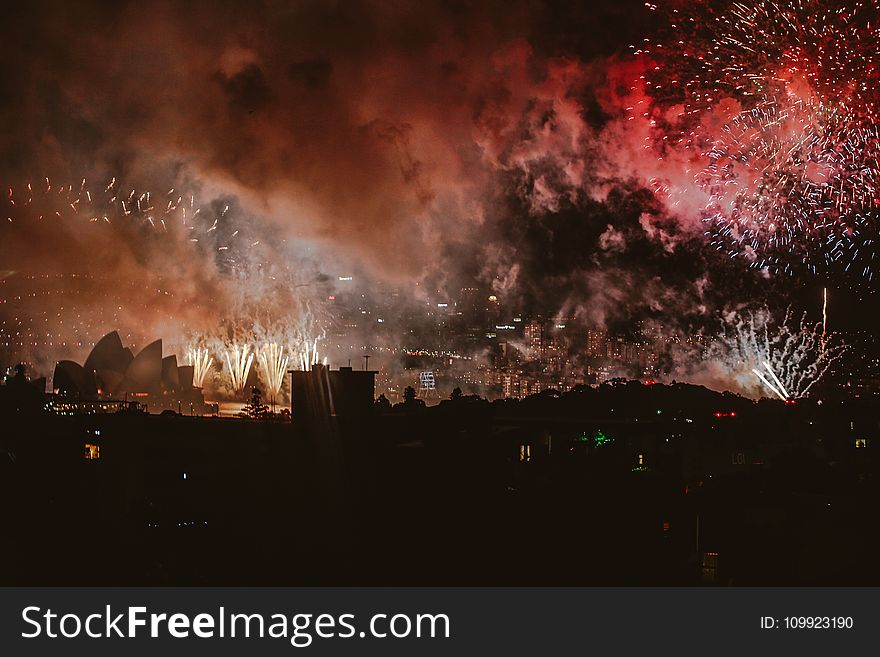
[
  {"left": 586, "top": 329, "right": 607, "bottom": 359},
  {"left": 524, "top": 320, "right": 543, "bottom": 361},
  {"left": 607, "top": 335, "right": 625, "bottom": 360}
]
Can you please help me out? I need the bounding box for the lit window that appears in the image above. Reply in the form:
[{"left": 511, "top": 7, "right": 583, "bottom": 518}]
[
  {"left": 855, "top": 439, "right": 869, "bottom": 449},
  {"left": 701, "top": 551, "right": 719, "bottom": 584},
  {"left": 84, "top": 444, "right": 100, "bottom": 460}
]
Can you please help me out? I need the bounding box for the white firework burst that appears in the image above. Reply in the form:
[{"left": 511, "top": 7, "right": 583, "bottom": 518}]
[
  {"left": 187, "top": 347, "right": 213, "bottom": 388},
  {"left": 715, "top": 307, "right": 845, "bottom": 399},
  {"left": 224, "top": 343, "right": 254, "bottom": 395},
  {"left": 257, "top": 342, "right": 289, "bottom": 402}
]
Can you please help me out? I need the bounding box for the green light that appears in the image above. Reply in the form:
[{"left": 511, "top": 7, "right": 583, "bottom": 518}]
[
  {"left": 580, "top": 429, "right": 612, "bottom": 448},
  {"left": 656, "top": 409, "right": 662, "bottom": 415}
]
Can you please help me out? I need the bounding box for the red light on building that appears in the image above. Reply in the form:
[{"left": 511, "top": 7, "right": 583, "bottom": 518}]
[{"left": 685, "top": 480, "right": 704, "bottom": 494}]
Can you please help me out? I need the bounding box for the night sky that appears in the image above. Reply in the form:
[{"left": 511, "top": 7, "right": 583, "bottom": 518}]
[{"left": 0, "top": 0, "right": 876, "bottom": 369}]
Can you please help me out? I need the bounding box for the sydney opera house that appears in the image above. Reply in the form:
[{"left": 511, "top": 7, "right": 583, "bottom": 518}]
[{"left": 52, "top": 331, "right": 209, "bottom": 414}]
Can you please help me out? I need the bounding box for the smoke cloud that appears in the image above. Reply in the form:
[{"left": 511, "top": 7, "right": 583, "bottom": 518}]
[{"left": 0, "top": 0, "right": 824, "bottom": 388}]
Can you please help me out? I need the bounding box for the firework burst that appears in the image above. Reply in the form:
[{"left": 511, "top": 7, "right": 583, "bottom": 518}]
[
  {"left": 292, "top": 337, "right": 323, "bottom": 371},
  {"left": 187, "top": 347, "right": 214, "bottom": 388},
  {"left": 699, "top": 97, "right": 880, "bottom": 278},
  {"left": 224, "top": 344, "right": 254, "bottom": 395},
  {"left": 636, "top": 0, "right": 880, "bottom": 281},
  {"left": 713, "top": 306, "right": 845, "bottom": 399},
  {"left": 257, "top": 342, "right": 289, "bottom": 403}
]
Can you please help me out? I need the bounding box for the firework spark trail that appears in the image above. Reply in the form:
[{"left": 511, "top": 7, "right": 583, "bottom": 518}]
[
  {"left": 763, "top": 360, "right": 790, "bottom": 399},
  {"left": 186, "top": 308, "right": 329, "bottom": 399},
  {"left": 635, "top": 0, "right": 880, "bottom": 280},
  {"left": 230, "top": 308, "right": 329, "bottom": 373},
  {"left": 717, "top": 306, "right": 846, "bottom": 399},
  {"left": 822, "top": 287, "right": 828, "bottom": 340},
  {"left": 2, "top": 176, "right": 247, "bottom": 264},
  {"left": 294, "top": 337, "right": 322, "bottom": 371},
  {"left": 751, "top": 365, "right": 787, "bottom": 400},
  {"left": 187, "top": 347, "right": 213, "bottom": 388},
  {"left": 224, "top": 344, "right": 254, "bottom": 395},
  {"left": 257, "top": 342, "right": 289, "bottom": 401}
]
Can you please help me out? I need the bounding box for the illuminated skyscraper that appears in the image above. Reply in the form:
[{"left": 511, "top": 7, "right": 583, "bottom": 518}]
[
  {"left": 524, "top": 320, "right": 543, "bottom": 361},
  {"left": 586, "top": 329, "right": 607, "bottom": 358}
]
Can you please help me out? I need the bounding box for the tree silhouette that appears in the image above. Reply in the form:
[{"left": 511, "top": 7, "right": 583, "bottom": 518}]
[
  {"left": 399, "top": 385, "right": 425, "bottom": 412},
  {"left": 239, "top": 386, "right": 270, "bottom": 420}
]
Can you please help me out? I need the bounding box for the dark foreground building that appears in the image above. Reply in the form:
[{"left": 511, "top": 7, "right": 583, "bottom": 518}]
[{"left": 2, "top": 371, "right": 879, "bottom": 586}]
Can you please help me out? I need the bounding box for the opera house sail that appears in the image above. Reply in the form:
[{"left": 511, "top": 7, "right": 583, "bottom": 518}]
[{"left": 51, "top": 331, "right": 208, "bottom": 414}]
